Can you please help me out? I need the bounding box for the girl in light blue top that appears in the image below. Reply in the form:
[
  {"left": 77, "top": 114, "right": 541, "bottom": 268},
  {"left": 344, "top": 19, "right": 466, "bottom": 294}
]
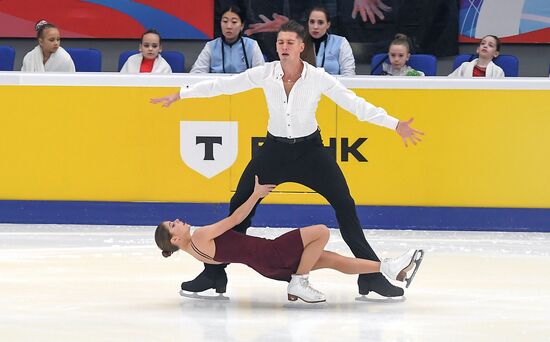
[
  {"left": 190, "top": 6, "right": 264, "bottom": 74},
  {"left": 308, "top": 7, "right": 356, "bottom": 76}
]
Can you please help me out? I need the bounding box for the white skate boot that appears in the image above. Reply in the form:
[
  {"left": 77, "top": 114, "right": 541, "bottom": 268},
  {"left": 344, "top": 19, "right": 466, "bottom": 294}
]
[
  {"left": 287, "top": 274, "right": 326, "bottom": 303},
  {"left": 381, "top": 249, "right": 424, "bottom": 288}
]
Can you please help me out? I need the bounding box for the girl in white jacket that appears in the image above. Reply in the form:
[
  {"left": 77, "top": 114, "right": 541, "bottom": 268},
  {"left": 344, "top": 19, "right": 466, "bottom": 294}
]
[
  {"left": 120, "top": 29, "right": 172, "bottom": 74},
  {"left": 21, "top": 20, "right": 75, "bottom": 72},
  {"left": 449, "top": 35, "right": 504, "bottom": 78},
  {"left": 381, "top": 33, "right": 425, "bottom": 76}
]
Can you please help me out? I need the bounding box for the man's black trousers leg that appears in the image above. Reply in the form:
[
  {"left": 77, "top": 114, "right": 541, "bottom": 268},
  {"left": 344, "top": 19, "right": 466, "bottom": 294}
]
[{"left": 286, "top": 137, "right": 404, "bottom": 297}]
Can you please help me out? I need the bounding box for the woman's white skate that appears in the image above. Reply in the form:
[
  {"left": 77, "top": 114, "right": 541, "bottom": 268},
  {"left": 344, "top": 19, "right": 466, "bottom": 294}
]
[{"left": 381, "top": 249, "right": 425, "bottom": 288}]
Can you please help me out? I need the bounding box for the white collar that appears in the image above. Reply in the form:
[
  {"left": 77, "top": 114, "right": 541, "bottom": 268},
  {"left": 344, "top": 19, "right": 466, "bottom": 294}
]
[{"left": 273, "top": 60, "right": 309, "bottom": 81}]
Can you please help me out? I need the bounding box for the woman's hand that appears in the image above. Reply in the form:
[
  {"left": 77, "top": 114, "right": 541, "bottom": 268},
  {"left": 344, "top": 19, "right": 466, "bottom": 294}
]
[
  {"left": 150, "top": 93, "right": 180, "bottom": 108},
  {"left": 396, "top": 118, "right": 425, "bottom": 147},
  {"left": 253, "top": 175, "right": 276, "bottom": 198},
  {"left": 244, "top": 13, "right": 289, "bottom": 36},
  {"left": 352, "top": 0, "right": 392, "bottom": 24}
]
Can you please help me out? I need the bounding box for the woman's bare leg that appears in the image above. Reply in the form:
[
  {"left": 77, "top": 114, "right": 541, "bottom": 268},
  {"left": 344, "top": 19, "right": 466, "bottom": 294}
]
[
  {"left": 295, "top": 225, "right": 330, "bottom": 275},
  {"left": 312, "top": 250, "right": 381, "bottom": 274}
]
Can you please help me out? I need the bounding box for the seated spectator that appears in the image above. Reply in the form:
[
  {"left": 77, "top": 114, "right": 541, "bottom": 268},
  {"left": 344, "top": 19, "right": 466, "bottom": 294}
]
[
  {"left": 120, "top": 29, "right": 171, "bottom": 74},
  {"left": 382, "top": 34, "right": 424, "bottom": 76},
  {"left": 191, "top": 5, "right": 264, "bottom": 73},
  {"left": 21, "top": 20, "right": 75, "bottom": 72},
  {"left": 449, "top": 35, "right": 504, "bottom": 78},
  {"left": 307, "top": 6, "right": 356, "bottom": 76}
]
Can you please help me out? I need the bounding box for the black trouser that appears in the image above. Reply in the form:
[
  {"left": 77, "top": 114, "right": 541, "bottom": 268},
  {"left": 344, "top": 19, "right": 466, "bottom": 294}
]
[{"left": 229, "top": 130, "right": 380, "bottom": 262}]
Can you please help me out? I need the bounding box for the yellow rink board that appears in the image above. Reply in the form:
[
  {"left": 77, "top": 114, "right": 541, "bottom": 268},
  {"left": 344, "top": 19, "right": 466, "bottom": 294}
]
[{"left": 0, "top": 77, "right": 549, "bottom": 208}]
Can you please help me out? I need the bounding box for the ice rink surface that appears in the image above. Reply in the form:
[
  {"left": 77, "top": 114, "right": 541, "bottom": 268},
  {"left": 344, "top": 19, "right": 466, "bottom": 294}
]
[{"left": 1, "top": 224, "right": 549, "bottom": 342}]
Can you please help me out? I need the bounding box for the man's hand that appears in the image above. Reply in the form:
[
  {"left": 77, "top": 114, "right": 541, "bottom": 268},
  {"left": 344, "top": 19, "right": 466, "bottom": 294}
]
[
  {"left": 244, "top": 13, "right": 289, "bottom": 36},
  {"left": 150, "top": 93, "right": 180, "bottom": 108},
  {"left": 396, "top": 118, "right": 424, "bottom": 147},
  {"left": 351, "top": 0, "right": 392, "bottom": 24},
  {"left": 253, "top": 175, "right": 276, "bottom": 198}
]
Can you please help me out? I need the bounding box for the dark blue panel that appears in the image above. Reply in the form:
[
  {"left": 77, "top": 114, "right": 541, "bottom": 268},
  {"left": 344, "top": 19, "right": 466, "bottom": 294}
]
[{"left": 1, "top": 200, "right": 549, "bottom": 232}]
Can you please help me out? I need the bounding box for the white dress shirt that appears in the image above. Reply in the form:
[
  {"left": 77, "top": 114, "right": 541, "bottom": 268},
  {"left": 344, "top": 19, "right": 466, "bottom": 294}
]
[{"left": 179, "top": 61, "right": 398, "bottom": 138}]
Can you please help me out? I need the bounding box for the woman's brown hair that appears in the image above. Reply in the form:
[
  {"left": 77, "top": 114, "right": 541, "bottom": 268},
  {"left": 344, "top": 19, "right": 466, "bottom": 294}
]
[{"left": 155, "top": 222, "right": 179, "bottom": 258}]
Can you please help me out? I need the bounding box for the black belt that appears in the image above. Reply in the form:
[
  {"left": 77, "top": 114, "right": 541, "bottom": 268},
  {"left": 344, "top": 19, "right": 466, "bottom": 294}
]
[{"left": 267, "top": 130, "right": 319, "bottom": 144}]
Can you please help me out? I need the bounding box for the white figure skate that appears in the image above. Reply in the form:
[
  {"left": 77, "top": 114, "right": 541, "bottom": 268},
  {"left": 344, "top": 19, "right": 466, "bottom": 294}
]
[
  {"left": 381, "top": 249, "right": 424, "bottom": 288},
  {"left": 287, "top": 274, "right": 326, "bottom": 303}
]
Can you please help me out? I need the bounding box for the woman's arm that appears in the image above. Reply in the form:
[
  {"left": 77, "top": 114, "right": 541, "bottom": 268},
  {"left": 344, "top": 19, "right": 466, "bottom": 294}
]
[
  {"left": 202, "top": 176, "right": 275, "bottom": 240},
  {"left": 251, "top": 41, "right": 266, "bottom": 67},
  {"left": 338, "top": 38, "right": 356, "bottom": 76},
  {"left": 190, "top": 42, "right": 212, "bottom": 74}
]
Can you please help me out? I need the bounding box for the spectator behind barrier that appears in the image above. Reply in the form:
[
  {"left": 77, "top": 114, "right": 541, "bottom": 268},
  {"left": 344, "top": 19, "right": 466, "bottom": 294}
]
[
  {"left": 379, "top": 34, "right": 425, "bottom": 76},
  {"left": 190, "top": 5, "right": 264, "bottom": 73},
  {"left": 307, "top": 6, "right": 356, "bottom": 76},
  {"left": 449, "top": 35, "right": 504, "bottom": 78},
  {"left": 21, "top": 20, "right": 75, "bottom": 72},
  {"left": 120, "top": 29, "right": 172, "bottom": 74}
]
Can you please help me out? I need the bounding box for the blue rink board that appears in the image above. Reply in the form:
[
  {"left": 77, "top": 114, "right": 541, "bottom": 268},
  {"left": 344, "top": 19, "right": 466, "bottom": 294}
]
[{"left": 1, "top": 200, "right": 549, "bottom": 232}]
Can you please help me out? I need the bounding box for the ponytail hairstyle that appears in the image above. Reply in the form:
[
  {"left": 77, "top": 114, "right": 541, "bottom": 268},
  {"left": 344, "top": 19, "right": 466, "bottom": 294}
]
[
  {"left": 389, "top": 33, "right": 412, "bottom": 53},
  {"left": 301, "top": 32, "right": 317, "bottom": 66},
  {"left": 155, "top": 222, "right": 179, "bottom": 258},
  {"left": 35, "top": 20, "right": 57, "bottom": 38}
]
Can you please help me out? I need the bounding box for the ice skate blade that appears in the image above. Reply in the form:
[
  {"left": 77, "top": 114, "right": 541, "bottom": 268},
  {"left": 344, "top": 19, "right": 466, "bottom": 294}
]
[
  {"left": 355, "top": 295, "right": 406, "bottom": 303},
  {"left": 179, "top": 290, "right": 229, "bottom": 301},
  {"left": 405, "top": 249, "right": 425, "bottom": 288},
  {"left": 287, "top": 293, "right": 326, "bottom": 304}
]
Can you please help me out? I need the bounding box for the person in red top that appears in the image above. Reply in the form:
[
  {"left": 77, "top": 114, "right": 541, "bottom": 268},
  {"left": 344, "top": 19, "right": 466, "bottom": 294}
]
[
  {"left": 449, "top": 35, "right": 504, "bottom": 78},
  {"left": 155, "top": 176, "right": 424, "bottom": 303},
  {"left": 472, "top": 64, "right": 486, "bottom": 77},
  {"left": 120, "top": 29, "right": 172, "bottom": 74}
]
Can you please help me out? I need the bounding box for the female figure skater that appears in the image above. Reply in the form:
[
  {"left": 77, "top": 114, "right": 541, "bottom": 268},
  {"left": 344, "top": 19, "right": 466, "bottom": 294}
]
[{"left": 155, "top": 176, "right": 424, "bottom": 303}]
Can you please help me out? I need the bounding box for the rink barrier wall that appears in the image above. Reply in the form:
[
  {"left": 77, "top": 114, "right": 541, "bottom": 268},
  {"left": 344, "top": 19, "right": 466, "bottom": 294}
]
[
  {"left": 1, "top": 73, "right": 550, "bottom": 230},
  {"left": 1, "top": 200, "right": 549, "bottom": 232}
]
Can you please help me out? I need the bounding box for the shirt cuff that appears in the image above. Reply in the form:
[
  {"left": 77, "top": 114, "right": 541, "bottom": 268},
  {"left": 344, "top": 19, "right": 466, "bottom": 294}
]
[
  {"left": 384, "top": 116, "right": 400, "bottom": 130},
  {"left": 179, "top": 85, "right": 191, "bottom": 99}
]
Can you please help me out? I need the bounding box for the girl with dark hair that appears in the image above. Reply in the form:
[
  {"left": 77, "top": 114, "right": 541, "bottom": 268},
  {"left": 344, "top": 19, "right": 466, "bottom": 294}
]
[
  {"left": 307, "top": 7, "right": 356, "bottom": 76},
  {"left": 21, "top": 20, "right": 75, "bottom": 72},
  {"left": 120, "top": 29, "right": 172, "bottom": 74},
  {"left": 381, "top": 34, "right": 424, "bottom": 76},
  {"left": 449, "top": 35, "right": 504, "bottom": 78},
  {"left": 191, "top": 6, "right": 265, "bottom": 73},
  {"left": 155, "top": 176, "right": 424, "bottom": 303}
]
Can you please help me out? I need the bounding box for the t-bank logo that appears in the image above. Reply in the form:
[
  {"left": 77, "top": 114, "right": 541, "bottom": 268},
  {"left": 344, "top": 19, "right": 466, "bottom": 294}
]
[{"left": 180, "top": 121, "right": 238, "bottom": 179}]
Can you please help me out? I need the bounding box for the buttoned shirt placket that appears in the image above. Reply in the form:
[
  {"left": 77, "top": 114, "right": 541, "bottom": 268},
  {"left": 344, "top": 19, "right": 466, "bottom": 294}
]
[{"left": 279, "top": 74, "right": 296, "bottom": 139}]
